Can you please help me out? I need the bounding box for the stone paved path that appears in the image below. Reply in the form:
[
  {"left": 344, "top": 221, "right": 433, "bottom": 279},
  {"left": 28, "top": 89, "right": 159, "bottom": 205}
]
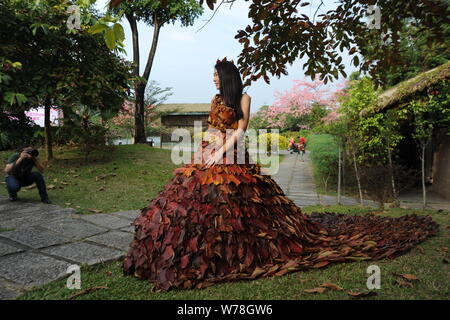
[
  {"left": 272, "top": 151, "right": 450, "bottom": 211},
  {"left": 0, "top": 197, "right": 138, "bottom": 299},
  {"left": 272, "top": 151, "right": 380, "bottom": 208}
]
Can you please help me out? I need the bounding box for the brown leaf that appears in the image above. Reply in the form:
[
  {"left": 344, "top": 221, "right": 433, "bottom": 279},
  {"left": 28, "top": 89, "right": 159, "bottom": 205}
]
[
  {"left": 441, "top": 247, "right": 449, "bottom": 253},
  {"left": 304, "top": 287, "right": 327, "bottom": 294},
  {"left": 105, "top": 271, "right": 113, "bottom": 276},
  {"left": 47, "top": 184, "right": 56, "bottom": 190},
  {"left": 415, "top": 246, "right": 424, "bottom": 254},
  {"left": 313, "top": 261, "right": 329, "bottom": 268},
  {"left": 69, "top": 286, "right": 108, "bottom": 299},
  {"left": 347, "top": 291, "right": 378, "bottom": 298},
  {"left": 299, "top": 279, "right": 310, "bottom": 283},
  {"left": 88, "top": 208, "right": 102, "bottom": 214},
  {"left": 320, "top": 282, "right": 343, "bottom": 291},
  {"left": 250, "top": 267, "right": 265, "bottom": 279},
  {"left": 393, "top": 273, "right": 419, "bottom": 281}
]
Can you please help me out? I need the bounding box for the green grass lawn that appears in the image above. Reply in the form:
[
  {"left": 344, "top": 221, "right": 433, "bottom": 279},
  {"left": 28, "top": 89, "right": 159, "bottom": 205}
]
[{"left": 17, "top": 205, "right": 450, "bottom": 300}]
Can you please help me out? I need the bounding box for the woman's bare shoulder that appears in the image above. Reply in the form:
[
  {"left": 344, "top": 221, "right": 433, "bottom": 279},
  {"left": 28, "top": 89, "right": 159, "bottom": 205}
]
[{"left": 242, "top": 93, "right": 251, "bottom": 99}]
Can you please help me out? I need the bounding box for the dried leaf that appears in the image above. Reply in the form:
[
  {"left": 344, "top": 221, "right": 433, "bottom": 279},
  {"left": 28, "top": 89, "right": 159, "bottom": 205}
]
[
  {"left": 47, "top": 184, "right": 56, "bottom": 190},
  {"left": 250, "top": 267, "right": 265, "bottom": 279},
  {"left": 320, "top": 282, "right": 343, "bottom": 291},
  {"left": 313, "top": 261, "right": 329, "bottom": 268},
  {"left": 347, "top": 291, "right": 378, "bottom": 298},
  {"left": 393, "top": 273, "right": 419, "bottom": 281},
  {"left": 304, "top": 287, "right": 327, "bottom": 294},
  {"left": 69, "top": 286, "right": 108, "bottom": 299},
  {"left": 88, "top": 208, "right": 102, "bottom": 214}
]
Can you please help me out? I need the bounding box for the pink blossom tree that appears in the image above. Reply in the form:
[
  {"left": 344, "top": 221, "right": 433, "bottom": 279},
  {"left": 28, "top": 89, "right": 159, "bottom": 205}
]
[{"left": 256, "top": 79, "right": 346, "bottom": 130}]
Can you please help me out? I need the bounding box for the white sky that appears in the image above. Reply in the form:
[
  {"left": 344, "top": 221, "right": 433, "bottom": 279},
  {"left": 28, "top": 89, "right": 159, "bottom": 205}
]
[{"left": 95, "top": 0, "right": 358, "bottom": 113}]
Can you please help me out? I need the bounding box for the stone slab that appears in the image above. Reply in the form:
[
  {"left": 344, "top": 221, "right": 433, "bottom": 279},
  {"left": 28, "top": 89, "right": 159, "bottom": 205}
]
[
  {"left": 0, "top": 225, "right": 71, "bottom": 249},
  {"left": 79, "top": 214, "right": 132, "bottom": 229},
  {"left": 0, "top": 280, "right": 21, "bottom": 300},
  {"left": 110, "top": 210, "right": 140, "bottom": 220},
  {"left": 41, "top": 218, "right": 108, "bottom": 240},
  {"left": 86, "top": 230, "right": 133, "bottom": 251},
  {"left": 120, "top": 225, "right": 135, "bottom": 233},
  {"left": 0, "top": 242, "right": 24, "bottom": 257},
  {"left": 0, "top": 209, "right": 73, "bottom": 229},
  {"left": 0, "top": 252, "right": 71, "bottom": 286},
  {"left": 42, "top": 242, "right": 124, "bottom": 265}
]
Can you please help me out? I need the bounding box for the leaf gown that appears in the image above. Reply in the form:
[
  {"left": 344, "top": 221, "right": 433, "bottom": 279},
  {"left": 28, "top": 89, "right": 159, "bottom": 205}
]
[{"left": 123, "top": 94, "right": 439, "bottom": 291}]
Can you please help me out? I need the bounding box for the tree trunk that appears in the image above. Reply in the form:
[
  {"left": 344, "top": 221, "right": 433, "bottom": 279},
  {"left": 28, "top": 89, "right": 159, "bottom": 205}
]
[
  {"left": 134, "top": 84, "right": 147, "bottom": 143},
  {"left": 387, "top": 142, "right": 398, "bottom": 206},
  {"left": 421, "top": 143, "right": 427, "bottom": 209},
  {"left": 353, "top": 152, "right": 364, "bottom": 207},
  {"left": 127, "top": 12, "right": 162, "bottom": 144},
  {"left": 44, "top": 97, "right": 53, "bottom": 161},
  {"left": 337, "top": 145, "right": 342, "bottom": 205}
]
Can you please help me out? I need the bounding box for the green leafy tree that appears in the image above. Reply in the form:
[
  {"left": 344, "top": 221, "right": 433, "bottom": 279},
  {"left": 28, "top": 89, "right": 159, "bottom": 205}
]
[{"left": 0, "top": 0, "right": 133, "bottom": 159}]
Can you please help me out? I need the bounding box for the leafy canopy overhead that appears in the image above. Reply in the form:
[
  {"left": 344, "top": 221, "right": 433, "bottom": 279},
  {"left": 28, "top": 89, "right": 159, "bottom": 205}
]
[{"left": 108, "top": 0, "right": 449, "bottom": 86}]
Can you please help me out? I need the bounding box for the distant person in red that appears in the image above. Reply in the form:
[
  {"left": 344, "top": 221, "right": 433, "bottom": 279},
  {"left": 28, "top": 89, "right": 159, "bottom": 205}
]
[
  {"left": 299, "top": 136, "right": 307, "bottom": 146},
  {"left": 297, "top": 136, "right": 306, "bottom": 161}
]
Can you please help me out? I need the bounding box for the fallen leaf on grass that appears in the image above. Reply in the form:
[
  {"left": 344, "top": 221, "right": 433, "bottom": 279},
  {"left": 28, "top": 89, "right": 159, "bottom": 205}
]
[
  {"left": 88, "top": 208, "right": 102, "bottom": 214},
  {"left": 65, "top": 203, "right": 72, "bottom": 206},
  {"left": 47, "top": 184, "right": 56, "bottom": 190},
  {"left": 415, "top": 246, "right": 424, "bottom": 254},
  {"left": 98, "top": 187, "right": 105, "bottom": 191},
  {"left": 320, "top": 282, "right": 343, "bottom": 291},
  {"left": 304, "top": 287, "right": 327, "bottom": 294},
  {"left": 393, "top": 273, "right": 419, "bottom": 281},
  {"left": 73, "top": 174, "right": 80, "bottom": 178},
  {"left": 313, "top": 261, "right": 329, "bottom": 268},
  {"left": 106, "top": 271, "right": 113, "bottom": 276},
  {"left": 298, "top": 278, "right": 310, "bottom": 283},
  {"left": 61, "top": 181, "right": 68, "bottom": 185},
  {"left": 25, "top": 185, "right": 36, "bottom": 190},
  {"left": 441, "top": 247, "right": 448, "bottom": 253},
  {"left": 75, "top": 205, "right": 81, "bottom": 209},
  {"left": 395, "top": 279, "right": 413, "bottom": 288},
  {"left": 69, "top": 286, "right": 108, "bottom": 299},
  {"left": 347, "top": 291, "right": 378, "bottom": 298}
]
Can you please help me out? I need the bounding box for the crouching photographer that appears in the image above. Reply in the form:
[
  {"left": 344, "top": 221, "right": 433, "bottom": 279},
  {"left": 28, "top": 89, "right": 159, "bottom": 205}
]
[{"left": 4, "top": 144, "right": 51, "bottom": 204}]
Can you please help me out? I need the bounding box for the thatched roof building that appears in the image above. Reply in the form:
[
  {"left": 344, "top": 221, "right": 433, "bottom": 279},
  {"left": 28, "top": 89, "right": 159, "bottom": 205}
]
[
  {"left": 155, "top": 103, "right": 211, "bottom": 143},
  {"left": 375, "top": 60, "right": 450, "bottom": 112},
  {"left": 370, "top": 61, "right": 450, "bottom": 200}
]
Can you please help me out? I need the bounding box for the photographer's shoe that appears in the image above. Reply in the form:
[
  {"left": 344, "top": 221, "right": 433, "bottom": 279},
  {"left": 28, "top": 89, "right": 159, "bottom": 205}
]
[
  {"left": 8, "top": 194, "right": 17, "bottom": 202},
  {"left": 41, "top": 198, "right": 52, "bottom": 204}
]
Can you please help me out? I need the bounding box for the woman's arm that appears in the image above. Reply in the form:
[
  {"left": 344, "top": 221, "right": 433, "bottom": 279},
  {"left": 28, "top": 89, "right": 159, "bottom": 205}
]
[{"left": 205, "top": 94, "right": 251, "bottom": 167}]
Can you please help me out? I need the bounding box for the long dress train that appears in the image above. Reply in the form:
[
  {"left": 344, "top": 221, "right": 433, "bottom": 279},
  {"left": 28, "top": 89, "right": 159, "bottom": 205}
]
[{"left": 123, "top": 94, "right": 439, "bottom": 291}]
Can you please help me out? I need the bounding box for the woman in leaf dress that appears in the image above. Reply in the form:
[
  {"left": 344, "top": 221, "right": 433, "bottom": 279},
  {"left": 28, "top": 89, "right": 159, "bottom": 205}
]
[{"left": 123, "top": 58, "right": 439, "bottom": 291}]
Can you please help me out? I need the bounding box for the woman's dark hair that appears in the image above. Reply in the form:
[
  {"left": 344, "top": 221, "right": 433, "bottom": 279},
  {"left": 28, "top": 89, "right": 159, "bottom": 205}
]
[{"left": 214, "top": 60, "right": 244, "bottom": 120}]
